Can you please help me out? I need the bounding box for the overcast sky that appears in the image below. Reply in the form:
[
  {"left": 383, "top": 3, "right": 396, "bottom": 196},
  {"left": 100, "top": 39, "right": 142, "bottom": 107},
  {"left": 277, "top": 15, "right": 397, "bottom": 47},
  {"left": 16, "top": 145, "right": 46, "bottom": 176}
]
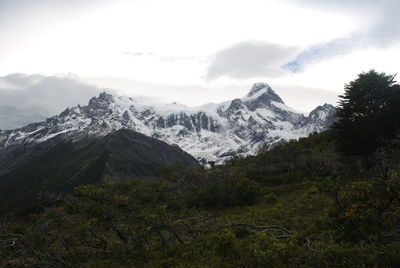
[{"left": 1, "top": 0, "right": 400, "bottom": 129}]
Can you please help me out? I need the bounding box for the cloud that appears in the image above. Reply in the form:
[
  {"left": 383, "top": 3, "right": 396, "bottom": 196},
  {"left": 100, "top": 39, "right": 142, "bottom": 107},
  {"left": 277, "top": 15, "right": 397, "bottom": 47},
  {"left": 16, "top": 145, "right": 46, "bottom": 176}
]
[
  {"left": 159, "top": 56, "right": 199, "bottom": 63},
  {"left": 285, "top": 0, "right": 400, "bottom": 71},
  {"left": 205, "top": 41, "right": 299, "bottom": 80},
  {"left": 122, "top": 51, "right": 200, "bottom": 63},
  {"left": 122, "top": 52, "right": 155, "bottom": 57},
  {"left": 284, "top": 37, "right": 361, "bottom": 72},
  {"left": 0, "top": 105, "right": 47, "bottom": 130},
  {"left": 271, "top": 84, "right": 339, "bottom": 113},
  {"left": 0, "top": 74, "right": 103, "bottom": 129}
]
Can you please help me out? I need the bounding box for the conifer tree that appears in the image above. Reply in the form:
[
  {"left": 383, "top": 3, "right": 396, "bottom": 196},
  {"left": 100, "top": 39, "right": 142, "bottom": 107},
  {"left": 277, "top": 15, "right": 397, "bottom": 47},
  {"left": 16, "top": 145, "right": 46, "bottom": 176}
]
[{"left": 333, "top": 70, "right": 400, "bottom": 156}]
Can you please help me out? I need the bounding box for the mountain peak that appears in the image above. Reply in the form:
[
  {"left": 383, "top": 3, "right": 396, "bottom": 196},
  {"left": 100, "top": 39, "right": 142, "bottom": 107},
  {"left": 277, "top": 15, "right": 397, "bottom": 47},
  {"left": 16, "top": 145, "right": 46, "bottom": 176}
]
[
  {"left": 97, "top": 92, "right": 114, "bottom": 102},
  {"left": 88, "top": 92, "right": 114, "bottom": 109},
  {"left": 246, "top": 83, "right": 272, "bottom": 97},
  {"left": 243, "top": 83, "right": 284, "bottom": 108}
]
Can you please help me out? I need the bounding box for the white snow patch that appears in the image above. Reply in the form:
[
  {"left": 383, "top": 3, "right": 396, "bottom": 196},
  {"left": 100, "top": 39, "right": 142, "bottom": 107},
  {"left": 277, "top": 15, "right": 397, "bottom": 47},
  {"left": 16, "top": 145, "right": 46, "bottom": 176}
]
[{"left": 271, "top": 101, "right": 297, "bottom": 113}]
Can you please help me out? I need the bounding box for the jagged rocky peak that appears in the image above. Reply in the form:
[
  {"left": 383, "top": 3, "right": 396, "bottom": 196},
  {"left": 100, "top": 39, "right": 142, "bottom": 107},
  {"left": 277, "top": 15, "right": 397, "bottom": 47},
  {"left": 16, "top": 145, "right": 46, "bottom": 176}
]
[
  {"left": 321, "top": 103, "right": 335, "bottom": 110},
  {"left": 246, "top": 82, "right": 271, "bottom": 97},
  {"left": 309, "top": 103, "right": 335, "bottom": 118},
  {"left": 88, "top": 92, "right": 114, "bottom": 107},
  {"left": 303, "top": 103, "right": 336, "bottom": 130},
  {"left": 243, "top": 83, "right": 285, "bottom": 111},
  {"left": 85, "top": 92, "right": 116, "bottom": 117},
  {"left": 245, "top": 83, "right": 284, "bottom": 103}
]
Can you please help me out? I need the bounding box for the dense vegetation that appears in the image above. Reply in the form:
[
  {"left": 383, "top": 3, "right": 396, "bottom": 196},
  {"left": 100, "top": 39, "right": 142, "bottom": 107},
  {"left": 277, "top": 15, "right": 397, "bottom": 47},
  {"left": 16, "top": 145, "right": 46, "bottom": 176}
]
[{"left": 1, "top": 70, "right": 400, "bottom": 267}]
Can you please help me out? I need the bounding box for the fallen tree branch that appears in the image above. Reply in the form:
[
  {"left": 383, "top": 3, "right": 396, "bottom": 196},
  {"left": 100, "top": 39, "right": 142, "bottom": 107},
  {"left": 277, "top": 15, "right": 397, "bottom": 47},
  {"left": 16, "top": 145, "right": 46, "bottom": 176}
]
[{"left": 89, "top": 229, "right": 108, "bottom": 251}]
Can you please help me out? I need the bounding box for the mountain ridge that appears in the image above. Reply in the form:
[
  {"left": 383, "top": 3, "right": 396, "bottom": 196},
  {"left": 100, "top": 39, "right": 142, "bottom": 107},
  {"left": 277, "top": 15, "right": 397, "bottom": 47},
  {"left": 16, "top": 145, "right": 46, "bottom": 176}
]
[
  {"left": 0, "top": 129, "right": 198, "bottom": 211},
  {"left": 0, "top": 83, "right": 336, "bottom": 163}
]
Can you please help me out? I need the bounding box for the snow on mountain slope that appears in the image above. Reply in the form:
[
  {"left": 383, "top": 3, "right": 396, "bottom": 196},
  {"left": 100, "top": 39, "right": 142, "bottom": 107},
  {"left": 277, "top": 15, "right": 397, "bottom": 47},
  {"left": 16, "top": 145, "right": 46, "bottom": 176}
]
[{"left": 0, "top": 83, "right": 336, "bottom": 163}]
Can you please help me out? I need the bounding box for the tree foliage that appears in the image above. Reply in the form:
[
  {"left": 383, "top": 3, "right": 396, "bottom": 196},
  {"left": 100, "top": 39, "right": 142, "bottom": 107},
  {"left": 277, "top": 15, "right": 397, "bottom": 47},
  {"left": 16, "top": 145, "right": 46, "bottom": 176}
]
[{"left": 333, "top": 70, "right": 400, "bottom": 156}]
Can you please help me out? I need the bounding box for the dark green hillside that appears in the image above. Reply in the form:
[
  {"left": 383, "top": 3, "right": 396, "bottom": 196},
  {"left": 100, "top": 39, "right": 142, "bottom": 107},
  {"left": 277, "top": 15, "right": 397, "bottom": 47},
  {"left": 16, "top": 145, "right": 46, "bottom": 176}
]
[
  {"left": 225, "top": 131, "right": 339, "bottom": 185},
  {"left": 0, "top": 129, "right": 198, "bottom": 212}
]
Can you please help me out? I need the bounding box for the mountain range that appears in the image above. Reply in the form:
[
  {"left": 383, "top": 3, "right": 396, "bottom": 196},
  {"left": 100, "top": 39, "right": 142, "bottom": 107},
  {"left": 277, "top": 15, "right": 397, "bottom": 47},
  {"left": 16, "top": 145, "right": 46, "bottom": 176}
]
[
  {"left": 0, "top": 83, "right": 336, "bottom": 165},
  {"left": 0, "top": 82, "right": 336, "bottom": 211}
]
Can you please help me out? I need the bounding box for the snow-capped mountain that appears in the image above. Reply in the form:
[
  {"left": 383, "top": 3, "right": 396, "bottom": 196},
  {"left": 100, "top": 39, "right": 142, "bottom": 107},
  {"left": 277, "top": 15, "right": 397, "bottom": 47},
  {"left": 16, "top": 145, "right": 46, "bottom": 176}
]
[{"left": 0, "top": 83, "right": 336, "bottom": 163}]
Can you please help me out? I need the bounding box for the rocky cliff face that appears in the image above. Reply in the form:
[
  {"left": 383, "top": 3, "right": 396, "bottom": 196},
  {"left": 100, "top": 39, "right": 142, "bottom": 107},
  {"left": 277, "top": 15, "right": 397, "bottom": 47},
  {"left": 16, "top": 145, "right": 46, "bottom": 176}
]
[{"left": 0, "top": 83, "right": 336, "bottom": 163}]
